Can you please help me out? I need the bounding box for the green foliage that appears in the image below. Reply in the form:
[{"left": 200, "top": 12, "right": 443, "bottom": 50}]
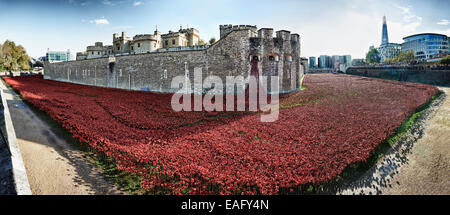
[
  {"left": 0, "top": 40, "right": 31, "bottom": 71},
  {"left": 209, "top": 37, "right": 216, "bottom": 45},
  {"left": 365, "top": 48, "right": 380, "bottom": 64},
  {"left": 385, "top": 50, "right": 415, "bottom": 63},
  {"left": 198, "top": 39, "right": 207, "bottom": 46},
  {"left": 439, "top": 55, "right": 450, "bottom": 65}
]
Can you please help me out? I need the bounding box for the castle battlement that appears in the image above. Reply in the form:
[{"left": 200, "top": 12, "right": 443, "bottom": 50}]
[
  {"left": 46, "top": 25, "right": 305, "bottom": 95},
  {"left": 220, "top": 24, "right": 257, "bottom": 39},
  {"left": 133, "top": 34, "right": 158, "bottom": 41}
]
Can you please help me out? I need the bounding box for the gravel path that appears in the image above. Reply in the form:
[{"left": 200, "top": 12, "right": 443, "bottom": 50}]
[
  {"left": 337, "top": 87, "right": 450, "bottom": 195},
  {"left": 1, "top": 80, "right": 125, "bottom": 195}
]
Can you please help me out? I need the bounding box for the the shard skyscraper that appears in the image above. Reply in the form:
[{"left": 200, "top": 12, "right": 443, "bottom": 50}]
[{"left": 381, "top": 15, "right": 389, "bottom": 45}]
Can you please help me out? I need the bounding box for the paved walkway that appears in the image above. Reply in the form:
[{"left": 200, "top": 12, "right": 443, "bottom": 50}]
[
  {"left": 0, "top": 97, "right": 15, "bottom": 194},
  {"left": 381, "top": 87, "right": 450, "bottom": 194},
  {"left": 338, "top": 87, "right": 450, "bottom": 195},
  {"left": 1, "top": 80, "right": 124, "bottom": 195}
]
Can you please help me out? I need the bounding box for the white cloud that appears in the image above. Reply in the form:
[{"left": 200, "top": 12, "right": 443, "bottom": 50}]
[
  {"left": 133, "top": 1, "right": 143, "bottom": 6},
  {"left": 90, "top": 18, "right": 110, "bottom": 25},
  {"left": 102, "top": 0, "right": 115, "bottom": 6},
  {"left": 68, "top": 0, "right": 91, "bottom": 6},
  {"left": 393, "top": 3, "right": 422, "bottom": 26},
  {"left": 437, "top": 19, "right": 450, "bottom": 25},
  {"left": 298, "top": 9, "right": 432, "bottom": 59}
]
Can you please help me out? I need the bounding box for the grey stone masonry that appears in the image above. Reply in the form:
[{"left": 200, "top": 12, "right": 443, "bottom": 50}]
[{"left": 44, "top": 26, "right": 304, "bottom": 94}]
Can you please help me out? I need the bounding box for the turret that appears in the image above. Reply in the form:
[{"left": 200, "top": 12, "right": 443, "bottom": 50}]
[
  {"left": 276, "top": 30, "right": 291, "bottom": 41},
  {"left": 258, "top": 28, "right": 273, "bottom": 39}
]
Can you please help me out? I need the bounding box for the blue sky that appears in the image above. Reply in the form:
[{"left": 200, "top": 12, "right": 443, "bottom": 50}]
[{"left": 0, "top": 0, "right": 449, "bottom": 59}]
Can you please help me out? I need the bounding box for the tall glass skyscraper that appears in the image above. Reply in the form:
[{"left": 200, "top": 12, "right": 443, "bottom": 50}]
[
  {"left": 377, "top": 16, "right": 401, "bottom": 63},
  {"left": 381, "top": 16, "right": 389, "bottom": 45}
]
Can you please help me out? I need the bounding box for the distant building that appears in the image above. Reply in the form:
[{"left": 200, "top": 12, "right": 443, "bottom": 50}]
[
  {"left": 343, "top": 55, "right": 352, "bottom": 67},
  {"left": 77, "top": 26, "right": 203, "bottom": 60},
  {"left": 377, "top": 43, "right": 401, "bottom": 63},
  {"left": 87, "top": 42, "right": 105, "bottom": 59},
  {"left": 309, "top": 56, "right": 316, "bottom": 68},
  {"left": 381, "top": 16, "right": 389, "bottom": 45},
  {"left": 318, "top": 55, "right": 330, "bottom": 68},
  {"left": 448, "top": 37, "right": 450, "bottom": 53},
  {"left": 376, "top": 16, "right": 401, "bottom": 63},
  {"left": 46, "top": 49, "right": 70, "bottom": 62},
  {"left": 331, "top": 55, "right": 340, "bottom": 68},
  {"left": 161, "top": 27, "right": 200, "bottom": 48},
  {"left": 401, "top": 33, "right": 449, "bottom": 61},
  {"left": 352, "top": 59, "right": 365, "bottom": 66}
]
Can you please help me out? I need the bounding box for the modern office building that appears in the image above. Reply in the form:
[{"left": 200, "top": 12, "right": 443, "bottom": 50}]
[
  {"left": 45, "top": 50, "right": 71, "bottom": 62},
  {"left": 309, "top": 56, "right": 316, "bottom": 68},
  {"left": 331, "top": 55, "right": 340, "bottom": 68},
  {"left": 318, "top": 55, "right": 331, "bottom": 68},
  {"left": 377, "top": 43, "right": 401, "bottom": 62},
  {"left": 343, "top": 55, "right": 352, "bottom": 67},
  {"left": 401, "top": 33, "right": 449, "bottom": 61},
  {"left": 316, "top": 54, "right": 352, "bottom": 71}
]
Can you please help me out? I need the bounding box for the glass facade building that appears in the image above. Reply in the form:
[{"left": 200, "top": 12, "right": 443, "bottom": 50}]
[
  {"left": 401, "top": 33, "right": 448, "bottom": 60},
  {"left": 377, "top": 43, "right": 401, "bottom": 63},
  {"left": 46, "top": 50, "right": 70, "bottom": 62},
  {"left": 318, "top": 55, "right": 331, "bottom": 68},
  {"left": 309, "top": 56, "right": 316, "bottom": 68},
  {"left": 381, "top": 16, "right": 389, "bottom": 45}
]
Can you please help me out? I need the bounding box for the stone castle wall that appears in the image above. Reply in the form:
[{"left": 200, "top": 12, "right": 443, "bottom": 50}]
[
  {"left": 347, "top": 66, "right": 450, "bottom": 86},
  {"left": 44, "top": 29, "right": 304, "bottom": 94}
]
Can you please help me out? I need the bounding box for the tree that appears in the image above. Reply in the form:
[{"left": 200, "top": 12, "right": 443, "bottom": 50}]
[
  {"left": 198, "top": 39, "right": 207, "bottom": 46},
  {"left": 0, "top": 40, "right": 31, "bottom": 71},
  {"left": 439, "top": 55, "right": 450, "bottom": 66},
  {"left": 366, "top": 48, "right": 380, "bottom": 64},
  {"left": 209, "top": 37, "right": 216, "bottom": 45},
  {"left": 0, "top": 42, "right": 4, "bottom": 71},
  {"left": 392, "top": 50, "right": 415, "bottom": 62}
]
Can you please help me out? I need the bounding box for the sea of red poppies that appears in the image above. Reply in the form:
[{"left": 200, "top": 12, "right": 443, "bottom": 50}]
[{"left": 3, "top": 74, "right": 438, "bottom": 194}]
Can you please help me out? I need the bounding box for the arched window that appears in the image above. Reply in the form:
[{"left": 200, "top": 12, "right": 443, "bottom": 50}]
[
  {"left": 268, "top": 54, "right": 279, "bottom": 62},
  {"left": 285, "top": 54, "right": 292, "bottom": 62},
  {"left": 249, "top": 54, "right": 261, "bottom": 62}
]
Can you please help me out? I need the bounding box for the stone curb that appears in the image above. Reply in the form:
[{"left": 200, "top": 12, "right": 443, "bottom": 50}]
[{"left": 0, "top": 79, "right": 32, "bottom": 195}]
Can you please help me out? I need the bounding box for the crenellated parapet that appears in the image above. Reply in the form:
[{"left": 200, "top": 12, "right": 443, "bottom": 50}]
[
  {"left": 132, "top": 34, "right": 158, "bottom": 42},
  {"left": 46, "top": 24, "right": 304, "bottom": 94},
  {"left": 220, "top": 24, "right": 257, "bottom": 39},
  {"left": 248, "top": 27, "right": 302, "bottom": 93}
]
